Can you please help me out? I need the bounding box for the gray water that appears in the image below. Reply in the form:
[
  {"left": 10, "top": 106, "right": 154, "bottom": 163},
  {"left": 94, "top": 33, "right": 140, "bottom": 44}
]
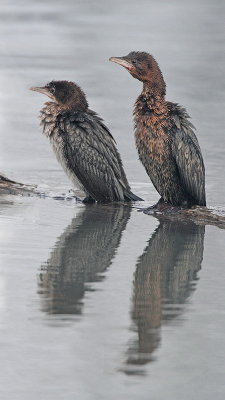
[{"left": 0, "top": 0, "right": 225, "bottom": 399}]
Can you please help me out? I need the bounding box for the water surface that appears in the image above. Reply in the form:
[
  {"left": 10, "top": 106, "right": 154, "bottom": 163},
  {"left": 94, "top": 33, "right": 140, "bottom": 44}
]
[{"left": 0, "top": 1, "right": 225, "bottom": 399}]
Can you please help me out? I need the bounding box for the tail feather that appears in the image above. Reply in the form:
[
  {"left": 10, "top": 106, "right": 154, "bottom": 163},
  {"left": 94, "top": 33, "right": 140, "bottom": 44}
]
[{"left": 124, "top": 190, "right": 143, "bottom": 202}]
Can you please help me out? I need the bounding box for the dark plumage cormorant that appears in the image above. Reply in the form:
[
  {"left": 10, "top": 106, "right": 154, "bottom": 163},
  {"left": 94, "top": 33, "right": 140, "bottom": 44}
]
[
  {"left": 110, "top": 52, "right": 206, "bottom": 208},
  {"left": 30, "top": 80, "right": 142, "bottom": 203}
]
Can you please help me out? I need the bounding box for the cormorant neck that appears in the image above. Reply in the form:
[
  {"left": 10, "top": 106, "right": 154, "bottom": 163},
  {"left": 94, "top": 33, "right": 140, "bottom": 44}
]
[
  {"left": 142, "top": 80, "right": 166, "bottom": 100},
  {"left": 141, "top": 57, "right": 166, "bottom": 99},
  {"left": 62, "top": 98, "right": 88, "bottom": 112},
  {"left": 141, "top": 81, "right": 167, "bottom": 115}
]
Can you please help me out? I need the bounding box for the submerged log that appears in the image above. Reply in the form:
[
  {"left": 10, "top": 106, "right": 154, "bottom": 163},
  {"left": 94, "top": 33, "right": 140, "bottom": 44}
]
[
  {"left": 142, "top": 205, "right": 225, "bottom": 229},
  {"left": 1, "top": 173, "right": 225, "bottom": 228},
  {"left": 0, "top": 173, "right": 81, "bottom": 201},
  {"left": 0, "top": 174, "right": 37, "bottom": 196}
]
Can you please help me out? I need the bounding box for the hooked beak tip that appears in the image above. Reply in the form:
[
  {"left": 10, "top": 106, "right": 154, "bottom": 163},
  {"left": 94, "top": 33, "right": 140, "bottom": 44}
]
[
  {"left": 29, "top": 86, "right": 44, "bottom": 93},
  {"left": 29, "top": 86, "right": 56, "bottom": 101},
  {"left": 109, "top": 57, "right": 120, "bottom": 63},
  {"left": 109, "top": 57, "right": 133, "bottom": 72},
  {"left": 29, "top": 86, "right": 51, "bottom": 96}
]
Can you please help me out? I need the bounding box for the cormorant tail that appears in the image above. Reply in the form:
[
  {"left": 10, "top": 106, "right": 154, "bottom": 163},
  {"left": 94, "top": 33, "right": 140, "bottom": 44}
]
[{"left": 124, "top": 190, "right": 143, "bottom": 202}]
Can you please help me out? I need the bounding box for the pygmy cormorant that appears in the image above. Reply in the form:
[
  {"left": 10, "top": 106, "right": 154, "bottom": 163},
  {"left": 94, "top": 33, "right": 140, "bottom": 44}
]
[
  {"left": 110, "top": 52, "right": 206, "bottom": 208},
  {"left": 30, "top": 80, "right": 142, "bottom": 203}
]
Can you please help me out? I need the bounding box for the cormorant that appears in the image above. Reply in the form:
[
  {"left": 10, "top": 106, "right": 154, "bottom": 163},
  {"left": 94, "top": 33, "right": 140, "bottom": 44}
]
[
  {"left": 110, "top": 52, "right": 206, "bottom": 208},
  {"left": 30, "top": 80, "right": 142, "bottom": 203}
]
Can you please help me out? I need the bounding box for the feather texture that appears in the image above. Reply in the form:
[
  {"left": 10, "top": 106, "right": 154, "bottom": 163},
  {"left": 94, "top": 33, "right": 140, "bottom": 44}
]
[
  {"left": 134, "top": 99, "right": 206, "bottom": 206},
  {"left": 40, "top": 100, "right": 142, "bottom": 202},
  {"left": 110, "top": 51, "right": 206, "bottom": 207}
]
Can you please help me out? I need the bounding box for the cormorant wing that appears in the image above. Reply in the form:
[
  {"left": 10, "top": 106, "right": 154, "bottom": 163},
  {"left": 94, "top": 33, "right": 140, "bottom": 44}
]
[
  {"left": 171, "top": 120, "right": 206, "bottom": 206},
  {"left": 57, "top": 111, "right": 129, "bottom": 201}
]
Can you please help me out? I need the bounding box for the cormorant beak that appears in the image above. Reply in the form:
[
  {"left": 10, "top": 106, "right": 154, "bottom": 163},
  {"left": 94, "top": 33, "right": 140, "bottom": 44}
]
[
  {"left": 109, "top": 57, "right": 134, "bottom": 72},
  {"left": 30, "top": 86, "right": 54, "bottom": 100}
]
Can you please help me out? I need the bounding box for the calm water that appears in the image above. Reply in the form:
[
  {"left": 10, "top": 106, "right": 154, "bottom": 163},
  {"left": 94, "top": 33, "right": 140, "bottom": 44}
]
[{"left": 0, "top": 1, "right": 225, "bottom": 399}]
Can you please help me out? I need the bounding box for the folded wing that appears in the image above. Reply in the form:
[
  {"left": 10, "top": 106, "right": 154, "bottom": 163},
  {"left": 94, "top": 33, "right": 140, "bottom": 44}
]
[
  {"left": 57, "top": 111, "right": 130, "bottom": 202},
  {"left": 171, "top": 112, "right": 206, "bottom": 206}
]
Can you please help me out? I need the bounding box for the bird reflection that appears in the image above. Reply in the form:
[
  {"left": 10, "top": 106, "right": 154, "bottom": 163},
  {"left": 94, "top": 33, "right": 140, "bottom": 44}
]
[
  {"left": 125, "top": 218, "right": 205, "bottom": 374},
  {"left": 38, "top": 204, "right": 131, "bottom": 315}
]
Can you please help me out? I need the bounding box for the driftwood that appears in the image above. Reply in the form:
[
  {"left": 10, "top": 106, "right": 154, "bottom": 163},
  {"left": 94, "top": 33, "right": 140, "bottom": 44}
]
[
  {"left": 142, "top": 205, "right": 225, "bottom": 229},
  {"left": 1, "top": 173, "right": 225, "bottom": 229},
  {"left": 0, "top": 174, "right": 80, "bottom": 200},
  {"left": 0, "top": 174, "right": 37, "bottom": 196}
]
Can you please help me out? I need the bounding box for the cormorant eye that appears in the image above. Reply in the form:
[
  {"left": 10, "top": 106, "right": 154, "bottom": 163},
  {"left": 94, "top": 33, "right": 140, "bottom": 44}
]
[
  {"left": 49, "top": 86, "right": 55, "bottom": 94},
  {"left": 132, "top": 60, "right": 137, "bottom": 65}
]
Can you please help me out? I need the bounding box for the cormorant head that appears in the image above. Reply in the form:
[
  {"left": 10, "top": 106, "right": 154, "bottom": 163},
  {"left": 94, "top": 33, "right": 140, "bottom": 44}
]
[
  {"left": 109, "top": 51, "right": 166, "bottom": 96},
  {"left": 30, "top": 80, "right": 88, "bottom": 111}
]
